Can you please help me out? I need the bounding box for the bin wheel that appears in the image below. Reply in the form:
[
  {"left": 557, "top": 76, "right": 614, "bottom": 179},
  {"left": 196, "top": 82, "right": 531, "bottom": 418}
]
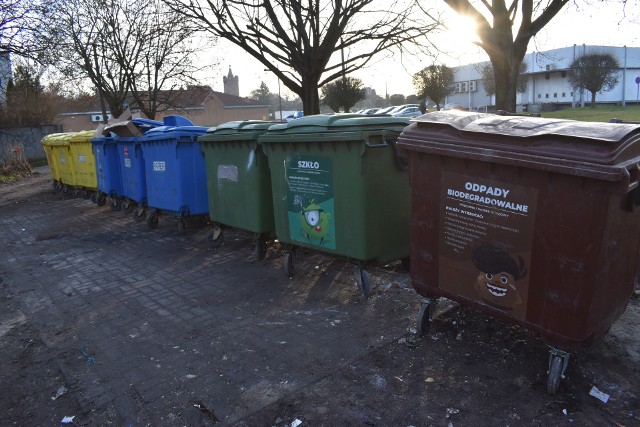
[
  {"left": 123, "top": 201, "right": 135, "bottom": 213},
  {"left": 82, "top": 189, "right": 91, "bottom": 199},
  {"left": 284, "top": 251, "right": 295, "bottom": 278},
  {"left": 177, "top": 218, "right": 187, "bottom": 232},
  {"left": 147, "top": 212, "right": 159, "bottom": 229},
  {"left": 52, "top": 180, "right": 58, "bottom": 190},
  {"left": 109, "top": 197, "right": 121, "bottom": 211},
  {"left": 133, "top": 208, "right": 146, "bottom": 222},
  {"left": 62, "top": 184, "right": 69, "bottom": 193},
  {"left": 254, "top": 239, "right": 267, "bottom": 261},
  {"left": 416, "top": 297, "right": 438, "bottom": 336},
  {"left": 355, "top": 268, "right": 373, "bottom": 297},
  {"left": 97, "top": 193, "right": 107, "bottom": 207},
  {"left": 72, "top": 188, "right": 80, "bottom": 197},
  {"left": 547, "top": 349, "right": 570, "bottom": 395},
  {"left": 90, "top": 192, "right": 97, "bottom": 204},
  {"left": 207, "top": 227, "right": 224, "bottom": 248}
]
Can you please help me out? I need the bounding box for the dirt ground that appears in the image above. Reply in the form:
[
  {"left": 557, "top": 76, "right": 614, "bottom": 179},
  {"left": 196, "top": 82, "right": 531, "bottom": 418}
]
[{"left": 1, "top": 170, "right": 639, "bottom": 426}]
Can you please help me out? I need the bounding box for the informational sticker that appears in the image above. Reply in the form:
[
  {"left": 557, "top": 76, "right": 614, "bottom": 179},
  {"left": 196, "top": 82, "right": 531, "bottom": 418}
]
[
  {"left": 153, "top": 161, "right": 165, "bottom": 172},
  {"left": 286, "top": 155, "right": 335, "bottom": 249},
  {"left": 217, "top": 165, "right": 238, "bottom": 182},
  {"left": 124, "top": 158, "right": 131, "bottom": 168},
  {"left": 78, "top": 155, "right": 86, "bottom": 163},
  {"left": 439, "top": 172, "right": 538, "bottom": 319}
]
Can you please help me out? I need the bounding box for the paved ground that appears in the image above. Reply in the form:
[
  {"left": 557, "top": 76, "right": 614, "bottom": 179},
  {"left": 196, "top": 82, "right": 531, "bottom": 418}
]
[{"left": 1, "top": 169, "right": 639, "bottom": 426}]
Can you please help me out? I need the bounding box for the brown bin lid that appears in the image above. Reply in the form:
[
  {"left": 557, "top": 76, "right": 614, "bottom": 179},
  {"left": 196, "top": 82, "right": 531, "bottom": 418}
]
[{"left": 397, "top": 110, "right": 640, "bottom": 184}]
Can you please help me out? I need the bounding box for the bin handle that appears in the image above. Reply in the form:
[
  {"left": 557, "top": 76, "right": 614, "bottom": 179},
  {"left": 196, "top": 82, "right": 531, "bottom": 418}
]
[
  {"left": 627, "top": 163, "right": 640, "bottom": 192},
  {"left": 625, "top": 163, "right": 640, "bottom": 212}
]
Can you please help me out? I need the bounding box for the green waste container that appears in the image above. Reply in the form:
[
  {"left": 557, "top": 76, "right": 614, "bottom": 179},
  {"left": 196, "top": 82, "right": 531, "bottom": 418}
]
[
  {"left": 199, "top": 120, "right": 280, "bottom": 260},
  {"left": 260, "top": 114, "right": 412, "bottom": 295}
]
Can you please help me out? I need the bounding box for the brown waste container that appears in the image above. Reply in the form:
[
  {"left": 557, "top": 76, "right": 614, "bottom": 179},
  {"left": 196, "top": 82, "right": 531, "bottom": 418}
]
[{"left": 397, "top": 110, "right": 640, "bottom": 394}]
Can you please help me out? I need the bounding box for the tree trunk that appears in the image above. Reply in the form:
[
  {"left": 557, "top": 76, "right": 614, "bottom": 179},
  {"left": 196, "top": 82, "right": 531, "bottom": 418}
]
[
  {"left": 590, "top": 91, "right": 597, "bottom": 108},
  {"left": 491, "top": 53, "right": 520, "bottom": 112},
  {"left": 301, "top": 76, "right": 321, "bottom": 115}
]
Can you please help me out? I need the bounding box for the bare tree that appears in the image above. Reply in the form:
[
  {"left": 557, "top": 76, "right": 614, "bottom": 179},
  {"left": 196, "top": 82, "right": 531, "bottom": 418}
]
[
  {"left": 441, "top": 0, "right": 569, "bottom": 111},
  {"left": 477, "top": 61, "right": 528, "bottom": 100},
  {"left": 412, "top": 64, "right": 454, "bottom": 111},
  {"left": 569, "top": 52, "right": 620, "bottom": 108},
  {"left": 0, "top": 0, "right": 55, "bottom": 60},
  {"left": 50, "top": 0, "right": 209, "bottom": 120},
  {"left": 321, "top": 76, "right": 366, "bottom": 112},
  {"left": 162, "top": 0, "right": 443, "bottom": 115}
]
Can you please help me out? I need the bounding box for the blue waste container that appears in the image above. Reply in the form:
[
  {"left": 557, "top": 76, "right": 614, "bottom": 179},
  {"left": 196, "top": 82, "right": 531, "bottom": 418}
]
[
  {"left": 139, "top": 117, "right": 209, "bottom": 230},
  {"left": 108, "top": 118, "right": 163, "bottom": 220},
  {"left": 91, "top": 134, "right": 123, "bottom": 210}
]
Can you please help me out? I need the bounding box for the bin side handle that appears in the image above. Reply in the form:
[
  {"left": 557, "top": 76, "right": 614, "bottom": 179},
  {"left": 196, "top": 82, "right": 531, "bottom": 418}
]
[{"left": 625, "top": 163, "right": 640, "bottom": 212}]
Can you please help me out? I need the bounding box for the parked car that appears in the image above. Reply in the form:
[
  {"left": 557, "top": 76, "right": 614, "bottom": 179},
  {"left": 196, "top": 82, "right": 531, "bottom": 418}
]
[
  {"left": 362, "top": 108, "right": 380, "bottom": 115},
  {"left": 442, "top": 103, "right": 464, "bottom": 111},
  {"left": 391, "top": 106, "right": 424, "bottom": 118},
  {"left": 375, "top": 106, "right": 397, "bottom": 115},
  {"left": 388, "top": 104, "right": 420, "bottom": 115},
  {"left": 284, "top": 111, "right": 304, "bottom": 122}
]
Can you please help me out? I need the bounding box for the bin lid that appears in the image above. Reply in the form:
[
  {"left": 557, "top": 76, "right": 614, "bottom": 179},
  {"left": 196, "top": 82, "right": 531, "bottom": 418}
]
[
  {"left": 142, "top": 125, "right": 209, "bottom": 141},
  {"left": 259, "top": 114, "right": 411, "bottom": 143},
  {"left": 41, "top": 133, "right": 66, "bottom": 145},
  {"left": 397, "top": 110, "right": 640, "bottom": 182},
  {"left": 68, "top": 130, "right": 95, "bottom": 143},
  {"left": 48, "top": 132, "right": 74, "bottom": 146},
  {"left": 162, "top": 115, "right": 194, "bottom": 127},
  {"left": 199, "top": 120, "right": 281, "bottom": 142}
]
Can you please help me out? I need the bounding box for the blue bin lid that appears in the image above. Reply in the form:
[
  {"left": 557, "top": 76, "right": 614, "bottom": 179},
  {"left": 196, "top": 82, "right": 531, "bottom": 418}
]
[
  {"left": 162, "top": 115, "right": 194, "bottom": 127},
  {"left": 142, "top": 125, "right": 209, "bottom": 141}
]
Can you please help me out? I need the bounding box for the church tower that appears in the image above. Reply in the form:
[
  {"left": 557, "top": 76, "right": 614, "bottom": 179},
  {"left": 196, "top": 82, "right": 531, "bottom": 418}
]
[{"left": 223, "top": 66, "right": 239, "bottom": 97}]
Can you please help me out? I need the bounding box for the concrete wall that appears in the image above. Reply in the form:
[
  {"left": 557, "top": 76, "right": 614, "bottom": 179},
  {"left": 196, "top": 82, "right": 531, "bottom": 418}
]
[{"left": 0, "top": 125, "right": 63, "bottom": 161}]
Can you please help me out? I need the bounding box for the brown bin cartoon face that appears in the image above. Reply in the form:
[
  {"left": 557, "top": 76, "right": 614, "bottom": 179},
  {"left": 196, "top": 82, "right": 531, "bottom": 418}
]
[{"left": 471, "top": 243, "right": 527, "bottom": 312}]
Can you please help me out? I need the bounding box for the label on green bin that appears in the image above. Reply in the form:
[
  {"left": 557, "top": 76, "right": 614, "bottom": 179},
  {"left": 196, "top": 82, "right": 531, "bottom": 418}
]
[
  {"left": 439, "top": 173, "right": 538, "bottom": 320},
  {"left": 286, "top": 155, "right": 336, "bottom": 250}
]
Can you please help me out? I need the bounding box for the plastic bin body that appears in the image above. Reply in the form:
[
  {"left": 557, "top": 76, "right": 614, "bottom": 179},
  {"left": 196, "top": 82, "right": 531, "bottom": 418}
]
[
  {"left": 199, "top": 121, "right": 278, "bottom": 235},
  {"left": 397, "top": 110, "right": 640, "bottom": 351},
  {"left": 260, "top": 114, "right": 411, "bottom": 264},
  {"left": 68, "top": 130, "right": 98, "bottom": 190},
  {"left": 140, "top": 126, "right": 209, "bottom": 216},
  {"left": 41, "top": 133, "right": 65, "bottom": 182},
  {"left": 117, "top": 136, "right": 147, "bottom": 205},
  {"left": 91, "top": 135, "right": 122, "bottom": 197},
  {"left": 49, "top": 133, "right": 76, "bottom": 187}
]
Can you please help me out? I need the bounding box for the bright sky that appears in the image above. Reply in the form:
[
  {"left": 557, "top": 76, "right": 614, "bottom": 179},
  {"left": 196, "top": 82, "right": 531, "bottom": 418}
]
[{"left": 202, "top": 2, "right": 640, "bottom": 99}]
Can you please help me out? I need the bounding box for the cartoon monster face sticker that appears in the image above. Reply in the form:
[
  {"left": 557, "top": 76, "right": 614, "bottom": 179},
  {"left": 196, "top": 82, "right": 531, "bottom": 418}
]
[
  {"left": 471, "top": 243, "right": 527, "bottom": 312},
  {"left": 299, "top": 201, "right": 332, "bottom": 245}
]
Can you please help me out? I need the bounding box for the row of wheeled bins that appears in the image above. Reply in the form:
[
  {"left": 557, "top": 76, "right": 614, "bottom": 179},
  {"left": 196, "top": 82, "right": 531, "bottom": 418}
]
[{"left": 42, "top": 111, "right": 640, "bottom": 395}]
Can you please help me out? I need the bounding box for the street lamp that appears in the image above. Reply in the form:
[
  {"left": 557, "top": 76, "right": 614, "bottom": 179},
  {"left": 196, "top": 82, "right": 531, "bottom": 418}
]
[{"left": 264, "top": 68, "right": 283, "bottom": 120}]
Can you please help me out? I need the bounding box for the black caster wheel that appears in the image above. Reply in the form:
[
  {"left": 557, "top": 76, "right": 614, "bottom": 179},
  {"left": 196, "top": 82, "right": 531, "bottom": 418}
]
[
  {"left": 124, "top": 201, "right": 135, "bottom": 214},
  {"left": 82, "top": 189, "right": 91, "bottom": 199},
  {"left": 109, "top": 197, "right": 121, "bottom": 211},
  {"left": 133, "top": 208, "right": 146, "bottom": 222},
  {"left": 284, "top": 251, "right": 295, "bottom": 278},
  {"left": 90, "top": 192, "right": 97, "bottom": 204},
  {"left": 177, "top": 218, "right": 187, "bottom": 232},
  {"left": 61, "top": 184, "right": 69, "bottom": 193},
  {"left": 72, "top": 188, "right": 80, "bottom": 197},
  {"left": 146, "top": 212, "right": 159, "bottom": 229},
  {"left": 355, "top": 267, "right": 373, "bottom": 297},
  {"left": 416, "top": 297, "right": 438, "bottom": 336},
  {"left": 207, "top": 227, "right": 224, "bottom": 247},
  {"left": 546, "top": 348, "right": 570, "bottom": 395},
  {"left": 254, "top": 239, "right": 267, "bottom": 261},
  {"left": 97, "top": 193, "right": 107, "bottom": 207}
]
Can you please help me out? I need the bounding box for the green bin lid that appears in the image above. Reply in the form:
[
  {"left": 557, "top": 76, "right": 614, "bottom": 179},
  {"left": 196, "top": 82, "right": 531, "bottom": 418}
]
[
  {"left": 199, "top": 120, "right": 280, "bottom": 143},
  {"left": 259, "top": 114, "right": 411, "bottom": 143}
]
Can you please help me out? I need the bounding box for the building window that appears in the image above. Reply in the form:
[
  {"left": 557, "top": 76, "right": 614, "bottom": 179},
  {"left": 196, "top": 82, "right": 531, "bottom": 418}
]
[
  {"left": 562, "top": 92, "right": 566, "bottom": 97},
  {"left": 561, "top": 71, "right": 567, "bottom": 78},
  {"left": 545, "top": 94, "right": 549, "bottom": 98},
  {"left": 538, "top": 94, "right": 541, "bottom": 99},
  {"left": 570, "top": 91, "right": 574, "bottom": 96},
  {"left": 545, "top": 73, "right": 550, "bottom": 80},
  {"left": 554, "top": 93, "right": 557, "bottom": 98}
]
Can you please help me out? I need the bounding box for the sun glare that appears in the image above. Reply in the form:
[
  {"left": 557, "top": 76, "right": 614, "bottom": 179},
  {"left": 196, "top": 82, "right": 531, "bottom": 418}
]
[{"left": 445, "top": 14, "right": 480, "bottom": 44}]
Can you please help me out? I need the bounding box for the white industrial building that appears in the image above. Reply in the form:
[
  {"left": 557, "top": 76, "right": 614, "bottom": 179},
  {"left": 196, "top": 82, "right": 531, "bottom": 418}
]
[{"left": 445, "top": 45, "right": 640, "bottom": 112}]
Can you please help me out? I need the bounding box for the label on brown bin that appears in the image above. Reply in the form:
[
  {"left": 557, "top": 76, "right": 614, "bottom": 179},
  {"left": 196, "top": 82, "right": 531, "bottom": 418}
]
[{"left": 439, "top": 173, "right": 538, "bottom": 319}]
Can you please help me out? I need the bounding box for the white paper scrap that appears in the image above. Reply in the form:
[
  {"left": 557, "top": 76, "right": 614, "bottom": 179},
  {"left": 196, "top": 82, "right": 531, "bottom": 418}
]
[
  {"left": 291, "top": 419, "right": 302, "bottom": 427},
  {"left": 61, "top": 415, "right": 75, "bottom": 424},
  {"left": 589, "top": 386, "right": 610, "bottom": 404}
]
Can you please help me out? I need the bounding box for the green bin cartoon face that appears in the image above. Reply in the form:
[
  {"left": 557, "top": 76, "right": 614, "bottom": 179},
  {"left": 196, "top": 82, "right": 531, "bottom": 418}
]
[{"left": 300, "top": 202, "right": 331, "bottom": 241}]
